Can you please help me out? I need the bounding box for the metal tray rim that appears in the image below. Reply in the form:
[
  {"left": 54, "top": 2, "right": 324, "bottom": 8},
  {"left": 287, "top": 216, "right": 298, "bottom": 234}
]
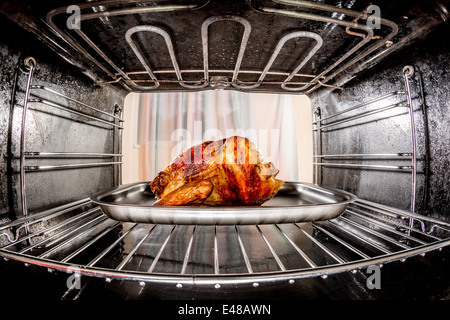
[
  {"left": 90, "top": 181, "right": 357, "bottom": 224},
  {"left": 91, "top": 181, "right": 357, "bottom": 208}
]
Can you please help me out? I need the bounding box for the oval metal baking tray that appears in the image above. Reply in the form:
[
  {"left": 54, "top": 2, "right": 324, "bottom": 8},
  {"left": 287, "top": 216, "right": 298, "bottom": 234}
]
[{"left": 90, "top": 181, "right": 357, "bottom": 225}]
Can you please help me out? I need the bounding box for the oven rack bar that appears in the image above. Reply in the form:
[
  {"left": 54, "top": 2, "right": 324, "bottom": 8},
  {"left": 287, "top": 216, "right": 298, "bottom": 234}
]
[
  {"left": 23, "top": 161, "right": 123, "bottom": 172},
  {"left": 312, "top": 91, "right": 406, "bottom": 125},
  {"left": 313, "top": 153, "right": 414, "bottom": 170},
  {"left": 45, "top": 0, "right": 397, "bottom": 93},
  {"left": 312, "top": 101, "right": 407, "bottom": 131},
  {"left": 27, "top": 98, "right": 123, "bottom": 129},
  {"left": 312, "top": 162, "right": 413, "bottom": 171},
  {"left": 21, "top": 152, "right": 123, "bottom": 173},
  {"left": 1, "top": 199, "right": 449, "bottom": 287},
  {"left": 314, "top": 153, "right": 412, "bottom": 158},
  {"left": 25, "top": 152, "right": 123, "bottom": 158},
  {"left": 0, "top": 198, "right": 91, "bottom": 243},
  {"left": 30, "top": 85, "right": 123, "bottom": 122}
]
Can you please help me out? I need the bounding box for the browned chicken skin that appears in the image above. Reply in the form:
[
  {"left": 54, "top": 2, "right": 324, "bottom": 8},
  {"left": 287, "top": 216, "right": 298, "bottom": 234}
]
[{"left": 150, "top": 136, "right": 284, "bottom": 206}]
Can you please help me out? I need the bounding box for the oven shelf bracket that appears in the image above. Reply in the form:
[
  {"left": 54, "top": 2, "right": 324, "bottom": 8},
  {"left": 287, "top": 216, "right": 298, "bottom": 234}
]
[
  {"left": 313, "top": 66, "right": 419, "bottom": 219},
  {"left": 12, "top": 57, "right": 124, "bottom": 232}
]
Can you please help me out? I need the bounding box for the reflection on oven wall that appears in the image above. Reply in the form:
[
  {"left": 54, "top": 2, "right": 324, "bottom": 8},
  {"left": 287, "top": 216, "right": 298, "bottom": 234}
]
[{"left": 122, "top": 91, "right": 313, "bottom": 185}]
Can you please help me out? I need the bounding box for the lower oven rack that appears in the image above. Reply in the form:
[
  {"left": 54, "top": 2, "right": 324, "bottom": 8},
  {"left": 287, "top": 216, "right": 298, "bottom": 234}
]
[{"left": 1, "top": 198, "right": 449, "bottom": 288}]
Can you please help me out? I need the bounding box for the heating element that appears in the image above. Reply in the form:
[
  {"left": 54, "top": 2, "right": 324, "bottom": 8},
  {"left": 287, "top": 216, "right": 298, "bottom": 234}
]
[{"left": 45, "top": 0, "right": 399, "bottom": 93}]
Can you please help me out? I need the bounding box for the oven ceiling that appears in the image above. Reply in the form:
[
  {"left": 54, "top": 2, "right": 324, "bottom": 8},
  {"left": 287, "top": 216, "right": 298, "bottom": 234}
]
[{"left": 1, "top": 0, "right": 448, "bottom": 93}]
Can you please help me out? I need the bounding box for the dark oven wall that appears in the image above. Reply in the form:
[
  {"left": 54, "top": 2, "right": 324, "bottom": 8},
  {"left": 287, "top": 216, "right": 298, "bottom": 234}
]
[
  {"left": 0, "top": 15, "right": 127, "bottom": 225},
  {"left": 310, "top": 21, "right": 450, "bottom": 221}
]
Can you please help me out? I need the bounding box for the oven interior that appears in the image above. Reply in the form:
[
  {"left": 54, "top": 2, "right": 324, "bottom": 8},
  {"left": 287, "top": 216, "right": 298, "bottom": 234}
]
[{"left": 0, "top": 0, "right": 449, "bottom": 300}]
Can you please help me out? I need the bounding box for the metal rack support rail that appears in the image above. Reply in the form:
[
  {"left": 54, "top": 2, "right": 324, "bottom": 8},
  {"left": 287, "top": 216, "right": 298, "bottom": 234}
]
[
  {"left": 0, "top": 198, "right": 91, "bottom": 243},
  {"left": 402, "top": 66, "right": 417, "bottom": 216},
  {"left": 15, "top": 58, "right": 123, "bottom": 235},
  {"left": 19, "top": 57, "right": 35, "bottom": 228},
  {"left": 313, "top": 66, "right": 418, "bottom": 217},
  {"left": 25, "top": 152, "right": 123, "bottom": 158},
  {"left": 27, "top": 98, "right": 123, "bottom": 129},
  {"left": 30, "top": 85, "right": 124, "bottom": 122}
]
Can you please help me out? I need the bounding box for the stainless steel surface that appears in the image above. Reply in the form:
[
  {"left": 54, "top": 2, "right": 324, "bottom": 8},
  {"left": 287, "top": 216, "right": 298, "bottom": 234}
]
[
  {"left": 312, "top": 68, "right": 418, "bottom": 217},
  {"left": 10, "top": 57, "right": 124, "bottom": 219},
  {"left": 5, "top": 0, "right": 445, "bottom": 95},
  {"left": 0, "top": 0, "right": 449, "bottom": 300},
  {"left": 90, "top": 181, "right": 357, "bottom": 225},
  {"left": 309, "top": 21, "right": 450, "bottom": 217},
  {"left": 1, "top": 197, "right": 450, "bottom": 289},
  {"left": 39, "top": 0, "right": 401, "bottom": 93}
]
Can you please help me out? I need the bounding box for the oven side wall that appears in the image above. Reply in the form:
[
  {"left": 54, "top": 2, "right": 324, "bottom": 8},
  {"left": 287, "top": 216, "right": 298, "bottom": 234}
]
[
  {"left": 310, "top": 23, "right": 450, "bottom": 221},
  {"left": 0, "top": 16, "right": 127, "bottom": 221}
]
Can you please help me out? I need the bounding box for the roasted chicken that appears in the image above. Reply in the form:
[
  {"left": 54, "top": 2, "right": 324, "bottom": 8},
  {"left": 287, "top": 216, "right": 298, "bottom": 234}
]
[{"left": 150, "top": 136, "right": 284, "bottom": 206}]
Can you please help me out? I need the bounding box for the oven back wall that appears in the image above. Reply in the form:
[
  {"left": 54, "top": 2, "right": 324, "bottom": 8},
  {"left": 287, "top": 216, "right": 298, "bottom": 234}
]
[
  {"left": 0, "top": 16, "right": 126, "bottom": 221},
  {"left": 310, "top": 23, "right": 450, "bottom": 220}
]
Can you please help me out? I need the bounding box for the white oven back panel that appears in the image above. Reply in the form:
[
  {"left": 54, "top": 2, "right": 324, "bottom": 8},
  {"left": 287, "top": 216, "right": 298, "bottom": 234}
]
[{"left": 122, "top": 91, "right": 313, "bottom": 185}]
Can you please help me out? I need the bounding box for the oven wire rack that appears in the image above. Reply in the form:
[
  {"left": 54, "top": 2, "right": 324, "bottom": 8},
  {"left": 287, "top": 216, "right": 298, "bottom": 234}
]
[{"left": 1, "top": 196, "right": 450, "bottom": 288}]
